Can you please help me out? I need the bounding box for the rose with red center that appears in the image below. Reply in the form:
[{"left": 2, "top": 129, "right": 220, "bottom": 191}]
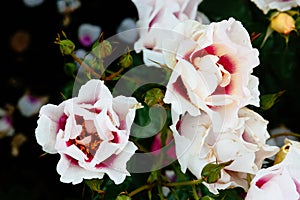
[
  {"left": 245, "top": 139, "right": 300, "bottom": 200},
  {"left": 35, "top": 79, "right": 140, "bottom": 184},
  {"left": 163, "top": 18, "right": 260, "bottom": 132}
]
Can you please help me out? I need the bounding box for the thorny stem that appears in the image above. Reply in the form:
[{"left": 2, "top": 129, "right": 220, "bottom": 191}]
[{"left": 268, "top": 132, "right": 300, "bottom": 140}]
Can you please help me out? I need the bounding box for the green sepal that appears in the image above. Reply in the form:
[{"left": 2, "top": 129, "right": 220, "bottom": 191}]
[
  {"left": 201, "top": 160, "right": 234, "bottom": 184},
  {"left": 260, "top": 90, "right": 285, "bottom": 110}
]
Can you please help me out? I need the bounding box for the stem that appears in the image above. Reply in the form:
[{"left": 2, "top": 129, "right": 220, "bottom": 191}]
[
  {"left": 163, "top": 179, "right": 203, "bottom": 187},
  {"left": 104, "top": 69, "right": 144, "bottom": 84},
  {"left": 103, "top": 67, "right": 124, "bottom": 81},
  {"left": 128, "top": 183, "right": 158, "bottom": 197},
  {"left": 268, "top": 132, "right": 300, "bottom": 140},
  {"left": 71, "top": 53, "right": 101, "bottom": 79},
  {"left": 191, "top": 184, "right": 199, "bottom": 200},
  {"left": 157, "top": 184, "right": 165, "bottom": 200}
]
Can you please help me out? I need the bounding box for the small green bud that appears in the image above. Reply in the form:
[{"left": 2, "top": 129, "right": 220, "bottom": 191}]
[
  {"left": 115, "top": 194, "right": 131, "bottom": 200},
  {"left": 201, "top": 160, "right": 233, "bottom": 184},
  {"left": 54, "top": 31, "right": 76, "bottom": 56},
  {"left": 92, "top": 40, "right": 112, "bottom": 58},
  {"left": 144, "top": 88, "right": 165, "bottom": 107},
  {"left": 59, "top": 39, "right": 75, "bottom": 55},
  {"left": 119, "top": 52, "right": 133, "bottom": 68},
  {"left": 200, "top": 196, "right": 215, "bottom": 200}
]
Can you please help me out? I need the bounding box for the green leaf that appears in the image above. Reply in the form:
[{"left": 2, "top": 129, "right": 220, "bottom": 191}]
[{"left": 260, "top": 90, "right": 286, "bottom": 110}]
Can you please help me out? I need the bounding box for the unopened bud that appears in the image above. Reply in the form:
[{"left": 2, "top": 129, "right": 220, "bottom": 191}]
[
  {"left": 58, "top": 39, "right": 76, "bottom": 55},
  {"left": 93, "top": 40, "right": 112, "bottom": 58},
  {"left": 201, "top": 160, "right": 233, "bottom": 184},
  {"left": 274, "top": 142, "right": 291, "bottom": 164},
  {"left": 119, "top": 52, "right": 133, "bottom": 68},
  {"left": 144, "top": 88, "right": 165, "bottom": 107},
  {"left": 270, "top": 12, "right": 295, "bottom": 35},
  {"left": 115, "top": 195, "right": 131, "bottom": 200}
]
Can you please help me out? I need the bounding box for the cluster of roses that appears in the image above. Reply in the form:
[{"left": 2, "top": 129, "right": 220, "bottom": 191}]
[{"left": 35, "top": 0, "right": 300, "bottom": 199}]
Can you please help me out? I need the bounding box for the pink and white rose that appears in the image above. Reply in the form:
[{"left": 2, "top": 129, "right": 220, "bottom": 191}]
[
  {"left": 0, "top": 107, "right": 14, "bottom": 138},
  {"left": 78, "top": 23, "right": 102, "bottom": 47},
  {"left": 57, "top": 0, "right": 81, "bottom": 13},
  {"left": 245, "top": 138, "right": 300, "bottom": 200},
  {"left": 116, "top": 17, "right": 139, "bottom": 44},
  {"left": 23, "top": 0, "right": 44, "bottom": 7},
  {"left": 35, "top": 79, "right": 140, "bottom": 184},
  {"left": 131, "top": 0, "right": 204, "bottom": 67},
  {"left": 172, "top": 107, "right": 279, "bottom": 194},
  {"left": 17, "top": 92, "right": 49, "bottom": 117},
  {"left": 163, "top": 18, "right": 260, "bottom": 132},
  {"left": 250, "top": 0, "right": 300, "bottom": 14}
]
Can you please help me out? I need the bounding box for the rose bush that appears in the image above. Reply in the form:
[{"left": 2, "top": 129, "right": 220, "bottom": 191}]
[
  {"left": 16, "top": 0, "right": 300, "bottom": 199},
  {"left": 35, "top": 79, "right": 140, "bottom": 184}
]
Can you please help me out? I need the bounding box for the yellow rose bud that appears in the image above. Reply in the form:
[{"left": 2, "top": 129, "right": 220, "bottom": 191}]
[{"left": 270, "top": 12, "right": 295, "bottom": 35}]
